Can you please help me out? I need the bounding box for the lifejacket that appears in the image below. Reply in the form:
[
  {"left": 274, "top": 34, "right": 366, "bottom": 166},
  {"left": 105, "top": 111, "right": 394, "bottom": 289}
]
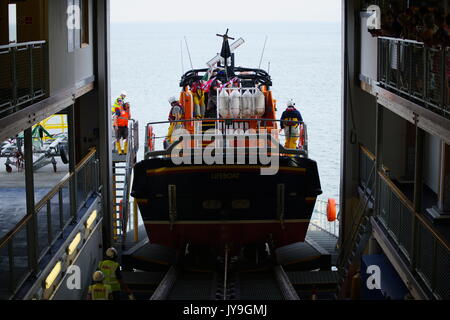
[
  {"left": 168, "top": 104, "right": 184, "bottom": 121},
  {"left": 98, "top": 260, "right": 121, "bottom": 292},
  {"left": 89, "top": 283, "right": 111, "bottom": 300},
  {"left": 193, "top": 89, "right": 206, "bottom": 117},
  {"left": 116, "top": 109, "right": 130, "bottom": 127},
  {"left": 281, "top": 107, "right": 303, "bottom": 131},
  {"left": 284, "top": 117, "right": 300, "bottom": 128}
]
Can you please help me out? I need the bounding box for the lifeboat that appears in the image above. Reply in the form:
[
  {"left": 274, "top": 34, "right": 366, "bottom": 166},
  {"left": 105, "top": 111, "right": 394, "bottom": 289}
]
[{"left": 132, "top": 30, "right": 322, "bottom": 255}]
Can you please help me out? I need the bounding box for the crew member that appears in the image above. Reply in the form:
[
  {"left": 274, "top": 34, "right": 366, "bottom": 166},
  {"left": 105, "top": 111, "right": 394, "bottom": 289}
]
[
  {"left": 112, "top": 91, "right": 128, "bottom": 113},
  {"left": 98, "top": 247, "right": 134, "bottom": 300},
  {"left": 167, "top": 96, "right": 184, "bottom": 144},
  {"left": 192, "top": 82, "right": 206, "bottom": 118},
  {"left": 280, "top": 99, "right": 303, "bottom": 149},
  {"left": 115, "top": 103, "right": 131, "bottom": 155},
  {"left": 87, "top": 271, "right": 112, "bottom": 300}
]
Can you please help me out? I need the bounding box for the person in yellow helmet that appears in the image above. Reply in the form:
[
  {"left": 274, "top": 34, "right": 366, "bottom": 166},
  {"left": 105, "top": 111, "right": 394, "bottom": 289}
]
[
  {"left": 87, "top": 271, "right": 112, "bottom": 300},
  {"left": 166, "top": 96, "right": 184, "bottom": 144},
  {"left": 112, "top": 91, "right": 127, "bottom": 113},
  {"left": 98, "top": 247, "right": 135, "bottom": 300},
  {"left": 115, "top": 103, "right": 131, "bottom": 155}
]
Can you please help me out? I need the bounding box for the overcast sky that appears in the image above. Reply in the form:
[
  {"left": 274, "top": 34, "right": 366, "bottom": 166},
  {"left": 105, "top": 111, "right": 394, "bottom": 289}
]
[{"left": 110, "top": 0, "right": 342, "bottom": 23}]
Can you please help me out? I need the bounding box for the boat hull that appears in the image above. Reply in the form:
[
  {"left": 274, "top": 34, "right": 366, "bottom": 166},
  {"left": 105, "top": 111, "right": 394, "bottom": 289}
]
[{"left": 132, "top": 156, "right": 322, "bottom": 252}]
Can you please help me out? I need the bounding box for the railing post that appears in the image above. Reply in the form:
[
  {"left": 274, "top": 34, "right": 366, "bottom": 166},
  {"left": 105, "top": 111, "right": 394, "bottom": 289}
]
[
  {"left": 423, "top": 47, "right": 428, "bottom": 107},
  {"left": 68, "top": 104, "right": 78, "bottom": 221},
  {"left": 412, "top": 117, "right": 424, "bottom": 271},
  {"left": 11, "top": 47, "right": 17, "bottom": 108},
  {"left": 396, "top": 40, "right": 400, "bottom": 90},
  {"left": 58, "top": 189, "right": 64, "bottom": 231},
  {"left": 408, "top": 43, "right": 413, "bottom": 96},
  {"left": 46, "top": 200, "right": 53, "bottom": 247},
  {"left": 8, "top": 240, "right": 15, "bottom": 292},
  {"left": 374, "top": 104, "right": 384, "bottom": 216},
  {"left": 29, "top": 44, "right": 34, "bottom": 100},
  {"left": 440, "top": 47, "right": 446, "bottom": 115},
  {"left": 24, "top": 128, "right": 38, "bottom": 271}
]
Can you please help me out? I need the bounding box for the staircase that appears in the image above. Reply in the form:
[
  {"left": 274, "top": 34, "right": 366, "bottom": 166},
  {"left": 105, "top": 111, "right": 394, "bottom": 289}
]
[
  {"left": 111, "top": 120, "right": 139, "bottom": 244},
  {"left": 112, "top": 158, "right": 128, "bottom": 241},
  {"left": 335, "top": 163, "right": 376, "bottom": 299}
]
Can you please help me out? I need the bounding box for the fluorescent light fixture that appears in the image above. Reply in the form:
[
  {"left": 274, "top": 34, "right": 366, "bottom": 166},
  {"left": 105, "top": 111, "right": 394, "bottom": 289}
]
[
  {"left": 202, "top": 200, "right": 222, "bottom": 210},
  {"left": 45, "top": 262, "right": 62, "bottom": 290},
  {"left": 86, "top": 210, "right": 97, "bottom": 229},
  {"left": 67, "top": 233, "right": 81, "bottom": 255},
  {"left": 232, "top": 200, "right": 251, "bottom": 209}
]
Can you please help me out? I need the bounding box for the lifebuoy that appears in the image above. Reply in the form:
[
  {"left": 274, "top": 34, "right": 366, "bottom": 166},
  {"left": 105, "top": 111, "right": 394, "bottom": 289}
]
[
  {"left": 299, "top": 125, "right": 305, "bottom": 149},
  {"left": 147, "top": 125, "right": 155, "bottom": 152},
  {"left": 327, "top": 198, "right": 337, "bottom": 222}
]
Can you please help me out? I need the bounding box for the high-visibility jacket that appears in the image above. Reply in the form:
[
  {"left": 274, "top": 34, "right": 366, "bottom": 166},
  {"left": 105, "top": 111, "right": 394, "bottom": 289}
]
[
  {"left": 116, "top": 109, "right": 130, "bottom": 127},
  {"left": 98, "top": 260, "right": 121, "bottom": 292},
  {"left": 112, "top": 97, "right": 125, "bottom": 113},
  {"left": 89, "top": 283, "right": 112, "bottom": 300}
]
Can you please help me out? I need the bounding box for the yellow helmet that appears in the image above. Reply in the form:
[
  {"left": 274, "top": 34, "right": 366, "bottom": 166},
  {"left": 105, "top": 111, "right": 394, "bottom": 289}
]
[
  {"left": 106, "top": 247, "right": 118, "bottom": 259},
  {"left": 93, "top": 271, "right": 104, "bottom": 282}
]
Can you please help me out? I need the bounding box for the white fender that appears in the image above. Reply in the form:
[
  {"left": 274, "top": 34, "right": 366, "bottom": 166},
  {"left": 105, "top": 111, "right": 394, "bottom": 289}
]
[
  {"left": 241, "top": 90, "right": 254, "bottom": 118},
  {"left": 254, "top": 89, "right": 266, "bottom": 117},
  {"left": 230, "top": 90, "right": 241, "bottom": 119},
  {"left": 218, "top": 90, "right": 230, "bottom": 118}
]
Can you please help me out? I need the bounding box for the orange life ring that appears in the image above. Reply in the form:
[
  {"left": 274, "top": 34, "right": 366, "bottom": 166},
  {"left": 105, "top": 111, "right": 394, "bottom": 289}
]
[
  {"left": 119, "top": 200, "right": 123, "bottom": 219},
  {"left": 327, "top": 198, "right": 337, "bottom": 222},
  {"left": 147, "top": 125, "right": 155, "bottom": 151},
  {"left": 299, "top": 125, "right": 305, "bottom": 148}
]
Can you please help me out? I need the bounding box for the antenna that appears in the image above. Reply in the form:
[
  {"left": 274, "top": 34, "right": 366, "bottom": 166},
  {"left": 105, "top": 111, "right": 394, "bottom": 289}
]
[
  {"left": 258, "top": 36, "right": 268, "bottom": 69},
  {"left": 184, "top": 36, "right": 194, "bottom": 70},
  {"left": 180, "top": 40, "right": 185, "bottom": 74},
  {"left": 268, "top": 61, "right": 271, "bottom": 74}
]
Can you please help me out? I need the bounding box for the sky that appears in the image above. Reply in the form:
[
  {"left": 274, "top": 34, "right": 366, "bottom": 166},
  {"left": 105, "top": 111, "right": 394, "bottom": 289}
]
[{"left": 110, "top": 0, "right": 342, "bottom": 23}]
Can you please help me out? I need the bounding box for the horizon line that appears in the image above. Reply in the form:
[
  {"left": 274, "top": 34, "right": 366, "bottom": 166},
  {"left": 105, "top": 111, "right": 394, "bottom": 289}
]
[{"left": 110, "top": 20, "right": 341, "bottom": 23}]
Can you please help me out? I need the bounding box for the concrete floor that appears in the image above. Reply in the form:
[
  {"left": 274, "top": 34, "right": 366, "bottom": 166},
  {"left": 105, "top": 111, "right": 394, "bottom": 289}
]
[
  {"left": 0, "top": 158, "right": 69, "bottom": 240},
  {"left": 0, "top": 157, "right": 72, "bottom": 297}
]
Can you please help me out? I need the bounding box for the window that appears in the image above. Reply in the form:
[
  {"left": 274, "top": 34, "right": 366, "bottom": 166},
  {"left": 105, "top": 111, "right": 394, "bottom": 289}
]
[{"left": 80, "top": 0, "right": 89, "bottom": 47}]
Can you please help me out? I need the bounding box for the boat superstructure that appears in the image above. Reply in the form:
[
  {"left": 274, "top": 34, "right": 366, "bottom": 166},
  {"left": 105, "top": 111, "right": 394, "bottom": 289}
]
[{"left": 132, "top": 31, "right": 322, "bottom": 255}]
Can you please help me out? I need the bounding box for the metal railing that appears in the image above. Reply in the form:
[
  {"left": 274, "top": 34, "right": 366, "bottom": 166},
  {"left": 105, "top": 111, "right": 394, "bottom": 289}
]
[
  {"left": 376, "top": 171, "right": 450, "bottom": 300},
  {"left": 144, "top": 118, "right": 309, "bottom": 160},
  {"left": 120, "top": 120, "right": 138, "bottom": 241},
  {"left": 0, "top": 41, "right": 48, "bottom": 119},
  {"left": 310, "top": 199, "right": 340, "bottom": 238},
  {"left": 359, "top": 145, "right": 376, "bottom": 194},
  {"left": 0, "top": 149, "right": 100, "bottom": 298},
  {"left": 378, "top": 37, "right": 449, "bottom": 119}
]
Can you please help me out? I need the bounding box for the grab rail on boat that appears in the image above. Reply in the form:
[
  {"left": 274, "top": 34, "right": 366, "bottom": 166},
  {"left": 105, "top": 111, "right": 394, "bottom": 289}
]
[{"left": 144, "top": 118, "right": 308, "bottom": 159}]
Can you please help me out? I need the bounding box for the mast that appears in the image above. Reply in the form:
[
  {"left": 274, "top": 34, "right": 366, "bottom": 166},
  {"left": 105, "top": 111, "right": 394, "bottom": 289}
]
[{"left": 216, "top": 29, "right": 235, "bottom": 80}]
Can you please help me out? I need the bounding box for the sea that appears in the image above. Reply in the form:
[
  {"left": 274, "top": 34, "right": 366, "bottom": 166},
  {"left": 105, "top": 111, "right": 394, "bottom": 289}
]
[{"left": 111, "top": 22, "right": 342, "bottom": 201}]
